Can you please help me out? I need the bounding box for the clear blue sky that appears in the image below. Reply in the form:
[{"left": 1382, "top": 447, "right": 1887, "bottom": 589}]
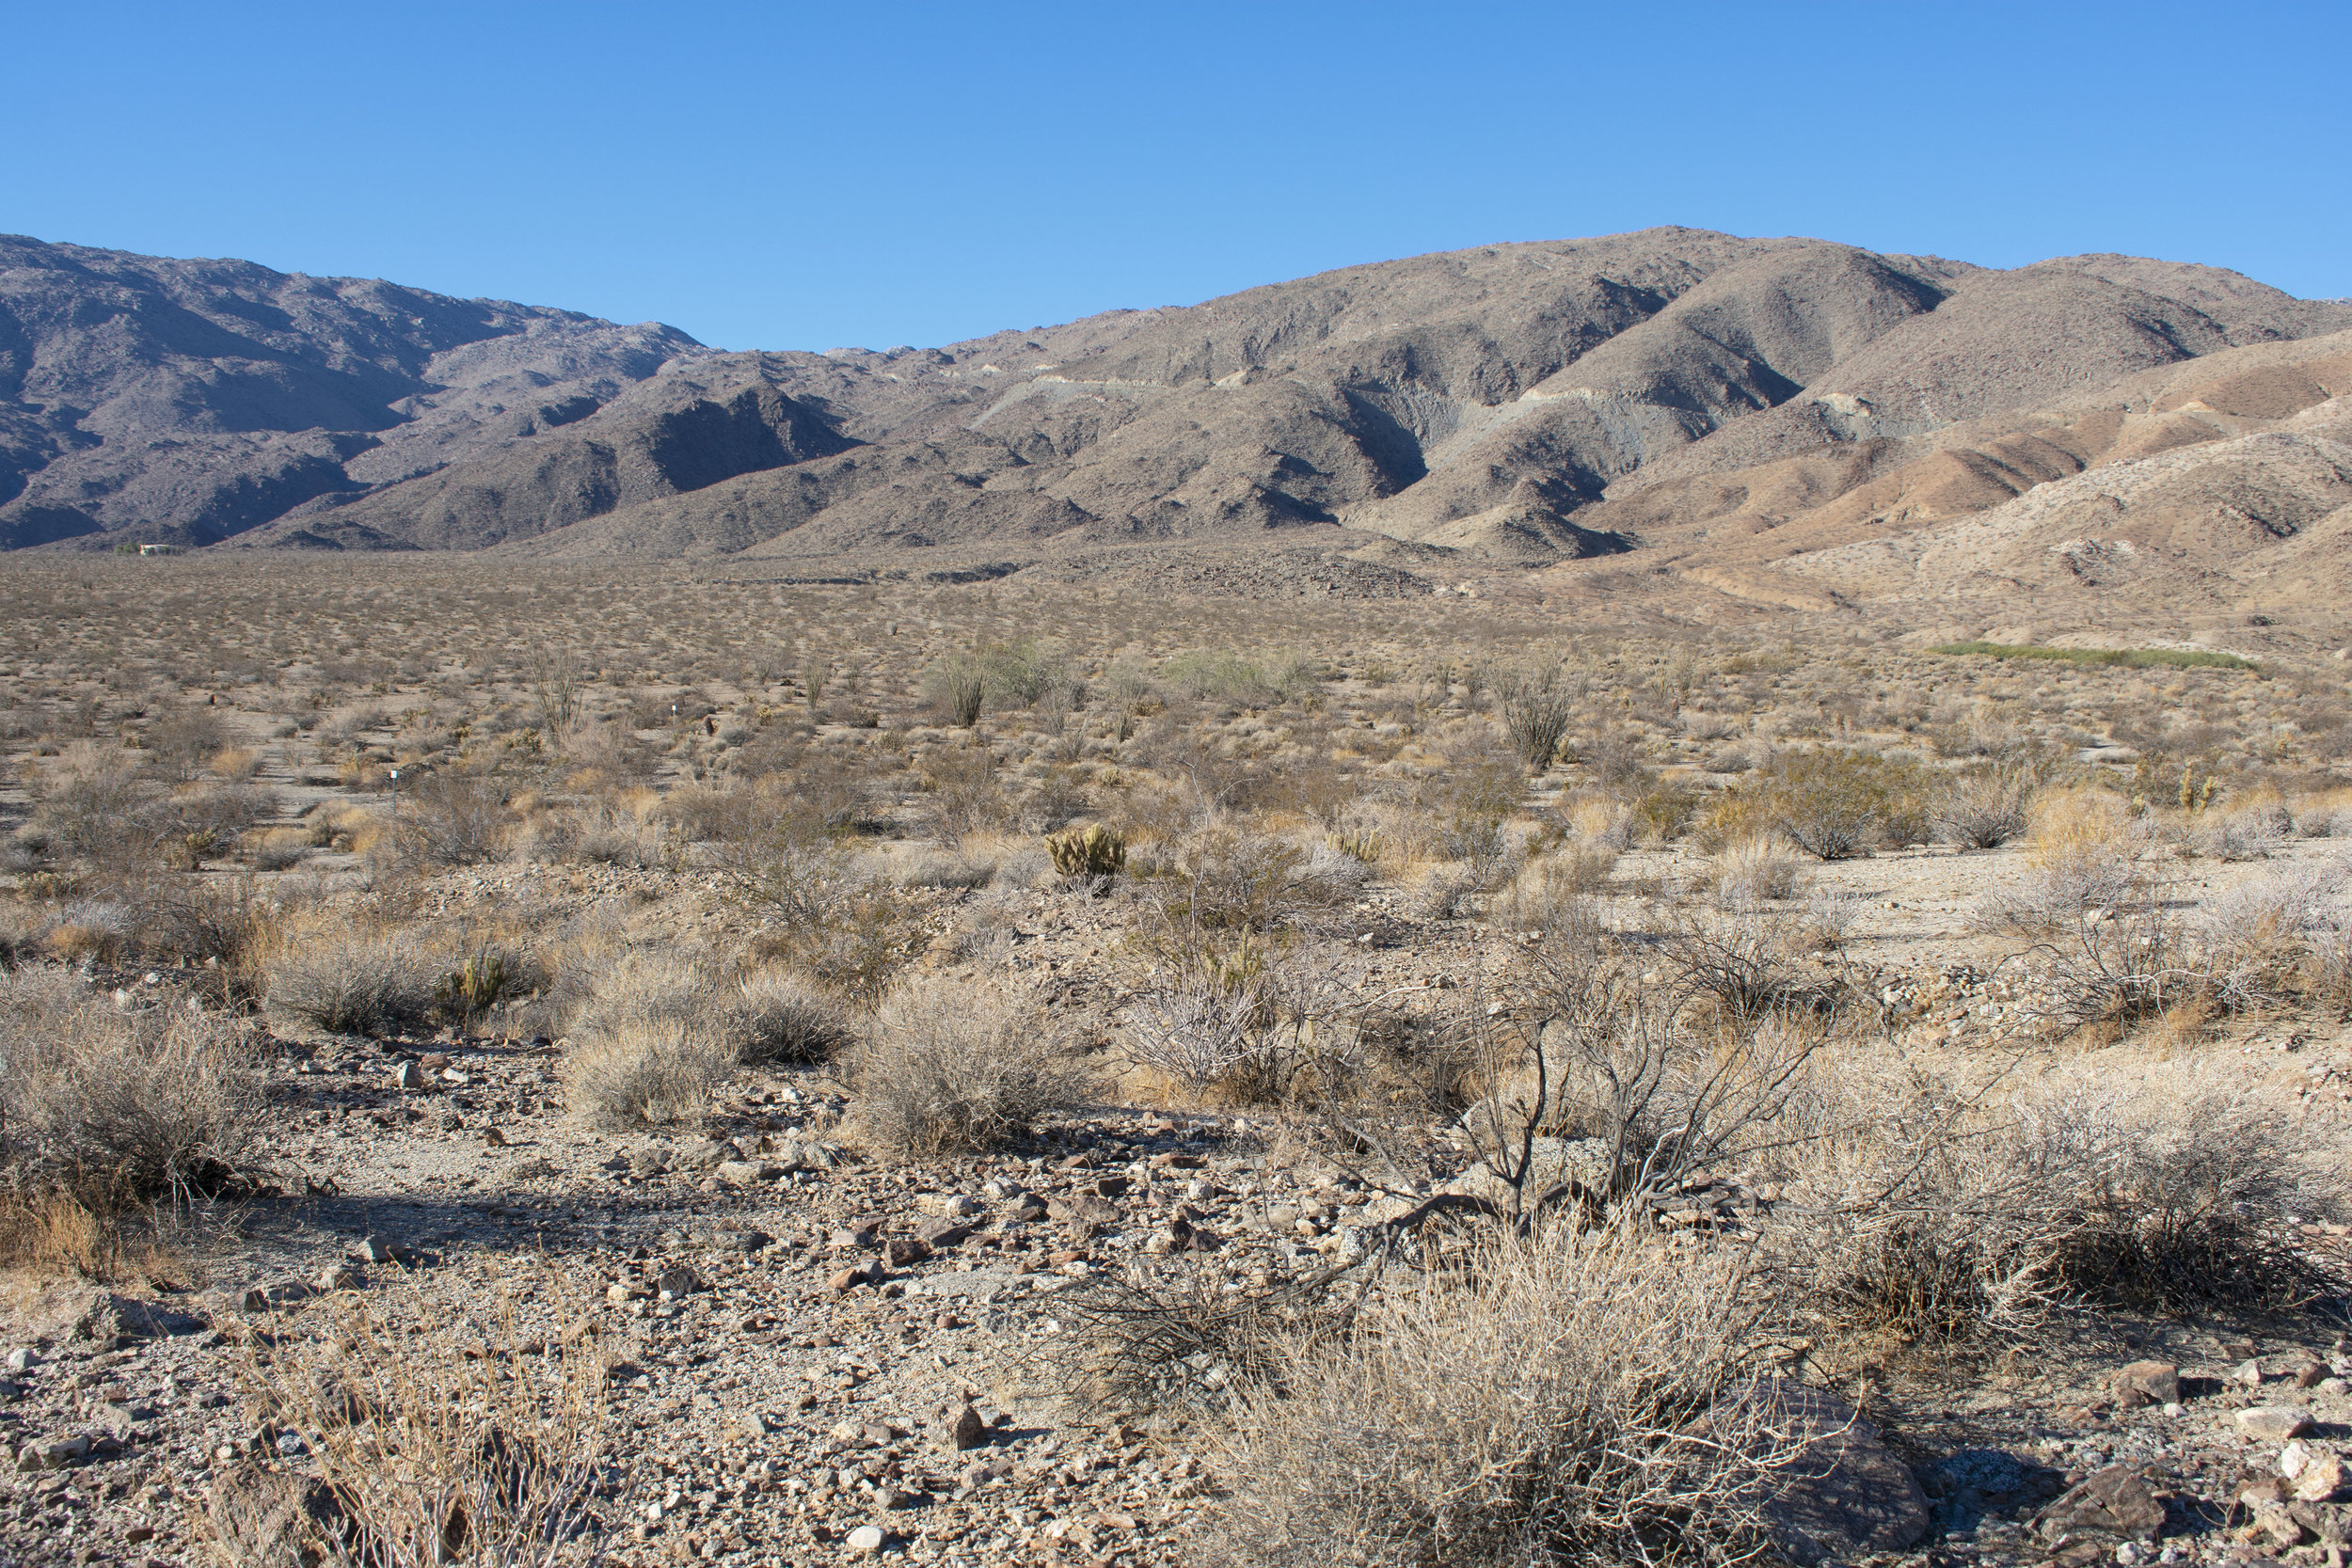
[{"left": 7, "top": 1, "right": 2345, "bottom": 351}]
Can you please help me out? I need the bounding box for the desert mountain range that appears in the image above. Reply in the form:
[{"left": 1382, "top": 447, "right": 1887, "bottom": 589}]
[{"left": 4, "top": 228, "right": 2347, "bottom": 638}]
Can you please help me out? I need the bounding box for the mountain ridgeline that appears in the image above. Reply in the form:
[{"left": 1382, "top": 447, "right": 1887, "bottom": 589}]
[{"left": 3, "top": 229, "right": 2348, "bottom": 626}]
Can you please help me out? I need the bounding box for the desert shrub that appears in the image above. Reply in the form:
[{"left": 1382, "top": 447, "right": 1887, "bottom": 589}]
[
  {"left": 729, "top": 967, "right": 854, "bottom": 1065},
  {"left": 1970, "top": 788, "right": 2153, "bottom": 936},
  {"left": 145, "top": 706, "right": 231, "bottom": 783},
  {"left": 1704, "top": 835, "right": 1804, "bottom": 902},
  {"left": 1628, "top": 783, "right": 1698, "bottom": 845},
  {"left": 925, "top": 652, "right": 988, "bottom": 726},
  {"left": 399, "top": 772, "right": 511, "bottom": 866},
  {"left": 1489, "top": 847, "right": 1616, "bottom": 929},
  {"left": 1786, "top": 1059, "right": 2345, "bottom": 1337},
  {"left": 1161, "top": 649, "right": 1315, "bottom": 706},
  {"left": 1758, "top": 750, "right": 1927, "bottom": 860},
  {"left": 1148, "top": 829, "right": 1352, "bottom": 935},
  {"left": 1119, "top": 939, "right": 1348, "bottom": 1105},
  {"left": 926, "top": 744, "right": 1009, "bottom": 846},
  {"left": 1932, "top": 764, "right": 2033, "bottom": 848},
  {"left": 556, "top": 801, "right": 666, "bottom": 868},
  {"left": 850, "top": 975, "right": 1092, "bottom": 1155},
  {"left": 151, "top": 878, "right": 279, "bottom": 1002},
  {"left": 206, "top": 1284, "right": 610, "bottom": 1568},
  {"left": 32, "top": 742, "right": 160, "bottom": 863},
  {"left": 1657, "top": 896, "right": 1843, "bottom": 1020},
  {"left": 1689, "top": 790, "right": 1772, "bottom": 854},
  {"left": 978, "top": 638, "right": 1073, "bottom": 707},
  {"left": 564, "top": 1017, "right": 733, "bottom": 1128},
  {"left": 1211, "top": 1221, "right": 1799, "bottom": 1568},
  {"left": 1495, "top": 666, "right": 1574, "bottom": 772},
  {"left": 2195, "top": 802, "right": 2290, "bottom": 861},
  {"left": 1047, "top": 823, "right": 1127, "bottom": 879},
  {"left": 1562, "top": 795, "right": 1634, "bottom": 853},
  {"left": 0, "top": 968, "right": 262, "bottom": 1209},
  {"left": 887, "top": 845, "right": 1000, "bottom": 888},
  {"left": 264, "top": 923, "right": 435, "bottom": 1035}
]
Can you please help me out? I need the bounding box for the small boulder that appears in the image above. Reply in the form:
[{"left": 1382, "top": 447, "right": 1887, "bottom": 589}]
[
  {"left": 2240, "top": 1407, "right": 2319, "bottom": 1442},
  {"left": 944, "top": 1402, "right": 987, "bottom": 1452},
  {"left": 846, "top": 1524, "right": 885, "bottom": 1553},
  {"left": 2039, "top": 1465, "right": 2167, "bottom": 1544},
  {"left": 1745, "top": 1380, "right": 1930, "bottom": 1565},
  {"left": 913, "top": 1218, "right": 973, "bottom": 1250},
  {"left": 2112, "top": 1360, "right": 2181, "bottom": 1406}
]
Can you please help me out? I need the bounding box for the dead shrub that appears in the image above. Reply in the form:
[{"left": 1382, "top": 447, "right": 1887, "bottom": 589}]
[
  {"left": 925, "top": 745, "right": 1009, "bottom": 846},
  {"left": 398, "top": 772, "right": 513, "bottom": 866},
  {"left": 1211, "top": 1220, "right": 1798, "bottom": 1568},
  {"left": 1782, "top": 1058, "right": 2347, "bottom": 1338},
  {"left": 0, "top": 967, "right": 262, "bottom": 1211},
  {"left": 850, "top": 974, "right": 1093, "bottom": 1156}
]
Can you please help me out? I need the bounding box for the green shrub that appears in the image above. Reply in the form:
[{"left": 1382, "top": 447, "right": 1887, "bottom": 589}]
[
  {"left": 1931, "top": 641, "right": 2259, "bottom": 673},
  {"left": 1758, "top": 750, "right": 1929, "bottom": 860}
]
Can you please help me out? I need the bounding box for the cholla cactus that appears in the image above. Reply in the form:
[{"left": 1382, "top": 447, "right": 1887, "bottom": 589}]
[{"left": 1047, "top": 824, "right": 1126, "bottom": 879}]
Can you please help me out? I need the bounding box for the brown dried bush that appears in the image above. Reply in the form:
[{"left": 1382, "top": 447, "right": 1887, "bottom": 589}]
[
  {"left": 1211, "top": 1221, "right": 1800, "bottom": 1568},
  {"left": 849, "top": 975, "right": 1093, "bottom": 1156},
  {"left": 0, "top": 967, "right": 262, "bottom": 1211}
]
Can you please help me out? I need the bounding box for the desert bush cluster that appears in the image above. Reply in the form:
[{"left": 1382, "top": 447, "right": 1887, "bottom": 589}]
[{"left": 4, "top": 557, "right": 2350, "bottom": 1564}]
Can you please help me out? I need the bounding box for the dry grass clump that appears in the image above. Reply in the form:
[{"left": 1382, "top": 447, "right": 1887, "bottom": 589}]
[
  {"left": 1701, "top": 834, "right": 1804, "bottom": 902},
  {"left": 0, "top": 967, "right": 262, "bottom": 1212},
  {"left": 561, "top": 950, "right": 736, "bottom": 1127},
  {"left": 849, "top": 974, "right": 1093, "bottom": 1156},
  {"left": 263, "top": 917, "right": 436, "bottom": 1035},
  {"left": 203, "top": 1285, "right": 612, "bottom": 1568},
  {"left": 1211, "top": 1221, "right": 1796, "bottom": 1568}
]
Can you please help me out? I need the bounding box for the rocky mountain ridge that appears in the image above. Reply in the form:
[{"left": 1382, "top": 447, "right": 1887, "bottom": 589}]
[{"left": 5, "top": 229, "right": 2347, "bottom": 641}]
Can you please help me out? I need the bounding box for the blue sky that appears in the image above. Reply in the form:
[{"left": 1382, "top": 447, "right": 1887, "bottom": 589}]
[{"left": 7, "top": 2, "right": 2344, "bottom": 350}]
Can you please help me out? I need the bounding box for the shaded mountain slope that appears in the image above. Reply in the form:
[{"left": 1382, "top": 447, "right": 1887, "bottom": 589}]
[{"left": 0, "top": 235, "right": 702, "bottom": 547}]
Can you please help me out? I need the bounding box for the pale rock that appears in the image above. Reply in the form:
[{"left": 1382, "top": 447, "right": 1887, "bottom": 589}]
[{"left": 2239, "top": 1406, "right": 2318, "bottom": 1441}]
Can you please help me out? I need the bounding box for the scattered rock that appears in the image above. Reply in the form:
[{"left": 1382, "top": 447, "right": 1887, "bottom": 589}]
[{"left": 2039, "top": 1465, "right": 2167, "bottom": 1544}]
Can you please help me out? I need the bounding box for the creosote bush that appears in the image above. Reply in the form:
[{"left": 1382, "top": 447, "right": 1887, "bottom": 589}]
[
  {"left": 850, "top": 975, "right": 1093, "bottom": 1156},
  {"left": 1758, "top": 749, "right": 1928, "bottom": 860}
]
